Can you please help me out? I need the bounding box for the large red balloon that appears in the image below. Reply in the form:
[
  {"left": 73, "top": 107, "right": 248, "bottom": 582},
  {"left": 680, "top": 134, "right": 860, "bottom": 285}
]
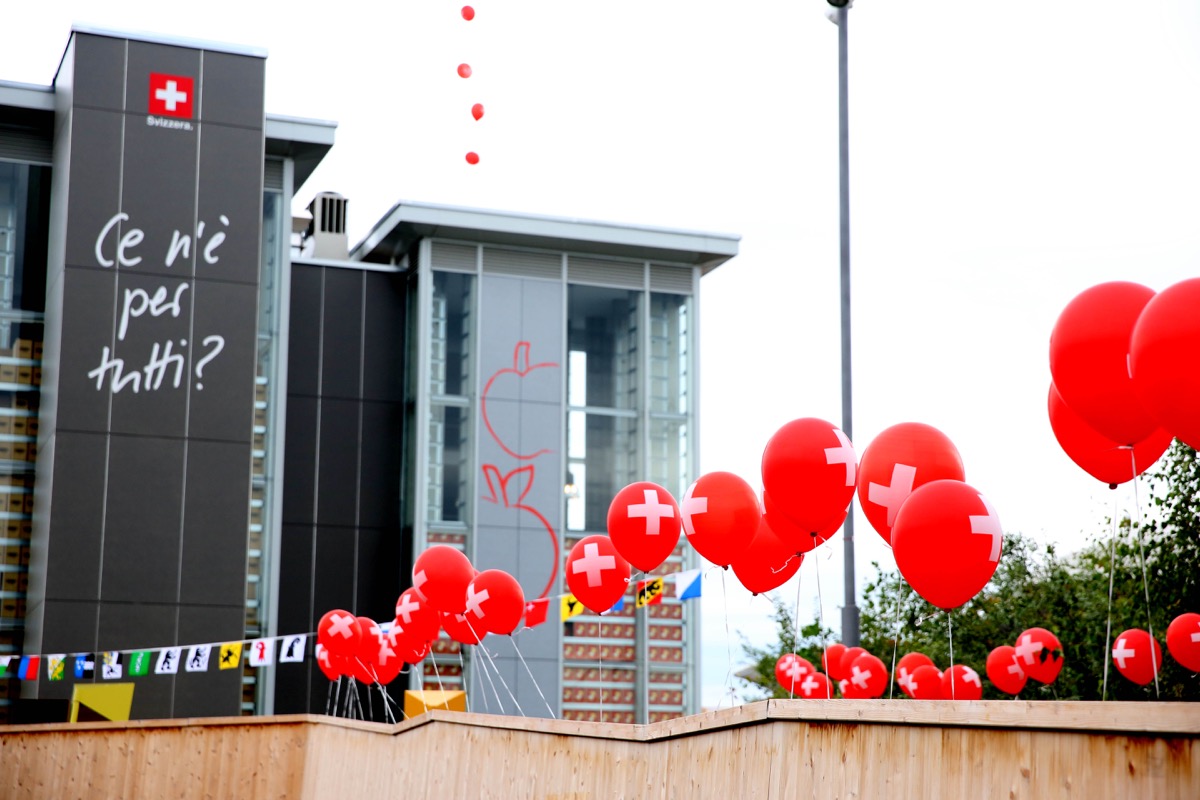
[
  {"left": 1166, "top": 613, "right": 1200, "bottom": 672},
  {"left": 822, "top": 644, "right": 848, "bottom": 680},
  {"left": 317, "top": 609, "right": 363, "bottom": 659},
  {"left": 1047, "top": 383, "right": 1172, "bottom": 485},
  {"left": 762, "top": 493, "right": 845, "bottom": 554},
  {"left": 394, "top": 588, "right": 440, "bottom": 644},
  {"left": 607, "top": 482, "right": 681, "bottom": 573},
  {"left": 891, "top": 480, "right": 1003, "bottom": 610},
  {"left": 838, "top": 646, "right": 868, "bottom": 679},
  {"left": 350, "top": 616, "right": 382, "bottom": 684},
  {"left": 566, "top": 535, "right": 631, "bottom": 613},
  {"left": 413, "top": 545, "right": 474, "bottom": 614},
  {"left": 775, "top": 653, "right": 815, "bottom": 695},
  {"left": 1112, "top": 628, "right": 1163, "bottom": 686},
  {"left": 940, "top": 664, "right": 983, "bottom": 700},
  {"left": 895, "top": 652, "right": 935, "bottom": 697},
  {"left": 1130, "top": 277, "right": 1200, "bottom": 450},
  {"left": 908, "top": 665, "right": 943, "bottom": 700},
  {"left": 465, "top": 569, "right": 526, "bottom": 636},
  {"left": 730, "top": 515, "right": 802, "bottom": 595},
  {"left": 761, "top": 418, "right": 858, "bottom": 533},
  {"left": 681, "top": 471, "right": 760, "bottom": 567},
  {"left": 857, "top": 423, "right": 965, "bottom": 545},
  {"left": 372, "top": 628, "right": 407, "bottom": 685},
  {"left": 986, "top": 645, "right": 1027, "bottom": 695},
  {"left": 1049, "top": 281, "right": 1157, "bottom": 444},
  {"left": 1015, "top": 628, "right": 1063, "bottom": 684},
  {"left": 846, "top": 653, "right": 888, "bottom": 698},
  {"left": 797, "top": 671, "right": 834, "bottom": 699}
]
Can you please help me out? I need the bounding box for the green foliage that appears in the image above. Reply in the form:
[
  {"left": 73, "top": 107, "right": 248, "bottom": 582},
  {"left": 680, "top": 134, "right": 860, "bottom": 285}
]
[{"left": 736, "top": 598, "right": 836, "bottom": 700}]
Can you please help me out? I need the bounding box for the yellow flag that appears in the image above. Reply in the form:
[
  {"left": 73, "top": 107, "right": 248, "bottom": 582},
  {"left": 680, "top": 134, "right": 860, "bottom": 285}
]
[
  {"left": 636, "top": 577, "right": 664, "bottom": 607},
  {"left": 218, "top": 643, "right": 243, "bottom": 670},
  {"left": 561, "top": 593, "right": 585, "bottom": 620}
]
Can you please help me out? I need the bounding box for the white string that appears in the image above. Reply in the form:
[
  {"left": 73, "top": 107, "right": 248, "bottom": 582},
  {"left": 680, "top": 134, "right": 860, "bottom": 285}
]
[
  {"left": 465, "top": 618, "right": 525, "bottom": 717},
  {"left": 1129, "top": 449, "right": 1161, "bottom": 698},
  {"left": 947, "top": 610, "right": 956, "bottom": 700},
  {"left": 888, "top": 581, "right": 904, "bottom": 700},
  {"left": 472, "top": 638, "right": 506, "bottom": 714},
  {"left": 720, "top": 569, "right": 735, "bottom": 708},
  {"left": 457, "top": 648, "right": 472, "bottom": 713},
  {"left": 814, "top": 552, "right": 829, "bottom": 684},
  {"left": 509, "top": 634, "right": 556, "bottom": 719},
  {"left": 789, "top": 570, "right": 804, "bottom": 700},
  {"left": 430, "top": 649, "right": 446, "bottom": 694},
  {"left": 1103, "top": 486, "right": 1118, "bottom": 701}
]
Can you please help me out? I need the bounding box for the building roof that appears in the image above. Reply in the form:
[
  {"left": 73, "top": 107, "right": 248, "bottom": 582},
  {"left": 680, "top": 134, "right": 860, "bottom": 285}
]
[{"left": 352, "top": 200, "right": 740, "bottom": 274}]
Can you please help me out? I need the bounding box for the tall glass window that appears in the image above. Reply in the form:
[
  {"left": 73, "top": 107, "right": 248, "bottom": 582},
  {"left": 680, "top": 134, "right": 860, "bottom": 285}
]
[
  {"left": 647, "top": 293, "right": 691, "bottom": 499},
  {"left": 427, "top": 271, "right": 474, "bottom": 527}
]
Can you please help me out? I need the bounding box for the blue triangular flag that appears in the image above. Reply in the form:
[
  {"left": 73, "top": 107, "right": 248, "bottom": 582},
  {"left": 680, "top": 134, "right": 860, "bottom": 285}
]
[{"left": 676, "top": 569, "right": 703, "bottom": 600}]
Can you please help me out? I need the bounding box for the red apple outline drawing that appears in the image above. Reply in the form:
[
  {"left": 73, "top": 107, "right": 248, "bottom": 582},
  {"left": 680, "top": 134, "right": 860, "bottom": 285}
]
[
  {"left": 481, "top": 341, "right": 559, "bottom": 460},
  {"left": 481, "top": 463, "right": 560, "bottom": 600}
]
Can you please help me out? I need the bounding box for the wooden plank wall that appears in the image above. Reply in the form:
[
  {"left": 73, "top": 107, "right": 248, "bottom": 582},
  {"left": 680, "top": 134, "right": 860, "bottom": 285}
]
[{"left": 2, "top": 701, "right": 1197, "bottom": 799}]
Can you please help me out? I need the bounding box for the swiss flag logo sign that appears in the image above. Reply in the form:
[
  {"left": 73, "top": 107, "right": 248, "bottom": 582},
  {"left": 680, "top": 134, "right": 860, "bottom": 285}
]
[{"left": 149, "top": 72, "right": 194, "bottom": 118}]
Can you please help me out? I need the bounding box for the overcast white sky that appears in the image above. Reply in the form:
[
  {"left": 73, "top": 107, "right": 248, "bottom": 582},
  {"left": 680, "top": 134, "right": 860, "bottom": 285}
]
[{"left": 5, "top": 0, "right": 1199, "bottom": 709}]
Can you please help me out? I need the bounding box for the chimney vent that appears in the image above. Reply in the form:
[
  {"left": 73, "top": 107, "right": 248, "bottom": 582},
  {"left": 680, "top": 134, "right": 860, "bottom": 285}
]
[{"left": 304, "top": 192, "right": 349, "bottom": 259}]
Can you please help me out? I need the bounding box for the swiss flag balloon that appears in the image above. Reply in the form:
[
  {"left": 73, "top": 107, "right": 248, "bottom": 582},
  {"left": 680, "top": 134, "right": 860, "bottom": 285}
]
[
  {"left": 1130, "top": 277, "right": 1200, "bottom": 450},
  {"left": 775, "top": 654, "right": 815, "bottom": 695},
  {"left": 986, "top": 645, "right": 1028, "bottom": 696},
  {"left": 797, "top": 671, "right": 834, "bottom": 699},
  {"left": 465, "top": 569, "right": 526, "bottom": 636},
  {"left": 838, "top": 646, "right": 868, "bottom": 679},
  {"left": 730, "top": 514, "right": 802, "bottom": 595},
  {"left": 763, "top": 493, "right": 845, "bottom": 554},
  {"left": 823, "top": 644, "right": 848, "bottom": 681},
  {"left": 940, "top": 664, "right": 983, "bottom": 700},
  {"left": 846, "top": 653, "right": 888, "bottom": 698},
  {"left": 1015, "top": 628, "right": 1064, "bottom": 684},
  {"left": 350, "top": 616, "right": 381, "bottom": 684},
  {"left": 909, "top": 665, "right": 944, "bottom": 700},
  {"left": 373, "top": 627, "right": 406, "bottom": 685},
  {"left": 607, "top": 482, "right": 681, "bottom": 573},
  {"left": 1166, "top": 612, "right": 1200, "bottom": 672},
  {"left": 394, "top": 588, "right": 440, "bottom": 644},
  {"left": 895, "top": 652, "right": 935, "bottom": 697},
  {"left": 1049, "top": 281, "right": 1158, "bottom": 445},
  {"left": 314, "top": 643, "right": 341, "bottom": 681},
  {"left": 891, "top": 480, "right": 1004, "bottom": 610},
  {"left": 761, "top": 418, "right": 858, "bottom": 533},
  {"left": 1047, "top": 383, "right": 1172, "bottom": 486},
  {"left": 680, "top": 471, "right": 760, "bottom": 567},
  {"left": 318, "top": 609, "right": 363, "bottom": 659},
  {"left": 857, "top": 422, "right": 965, "bottom": 545},
  {"left": 441, "top": 610, "right": 484, "bottom": 646},
  {"left": 413, "top": 545, "right": 475, "bottom": 614},
  {"left": 1112, "top": 628, "right": 1163, "bottom": 686},
  {"left": 566, "top": 534, "right": 631, "bottom": 613}
]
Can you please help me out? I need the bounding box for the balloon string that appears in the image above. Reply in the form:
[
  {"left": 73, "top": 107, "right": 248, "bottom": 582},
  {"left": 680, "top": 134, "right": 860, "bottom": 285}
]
[
  {"left": 431, "top": 649, "right": 446, "bottom": 695},
  {"left": 510, "top": 634, "right": 557, "bottom": 719},
  {"left": 1129, "top": 448, "right": 1161, "bottom": 699},
  {"left": 814, "top": 551, "right": 828, "bottom": 684},
  {"left": 473, "top": 639, "right": 505, "bottom": 714},
  {"left": 888, "top": 574, "right": 904, "bottom": 700},
  {"left": 948, "top": 610, "right": 956, "bottom": 701},
  {"left": 598, "top": 615, "right": 605, "bottom": 723},
  {"left": 466, "top": 617, "right": 525, "bottom": 717},
  {"left": 790, "top": 568, "right": 803, "bottom": 700},
  {"left": 1103, "top": 486, "right": 1118, "bottom": 701},
  {"left": 721, "top": 568, "right": 734, "bottom": 708},
  {"left": 457, "top": 648, "right": 472, "bottom": 714},
  {"left": 332, "top": 676, "right": 342, "bottom": 717},
  {"left": 325, "top": 679, "right": 334, "bottom": 716}
]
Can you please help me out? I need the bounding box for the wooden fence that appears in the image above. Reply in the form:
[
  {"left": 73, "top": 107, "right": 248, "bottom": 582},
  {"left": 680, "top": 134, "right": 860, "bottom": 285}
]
[{"left": 2, "top": 700, "right": 1197, "bottom": 798}]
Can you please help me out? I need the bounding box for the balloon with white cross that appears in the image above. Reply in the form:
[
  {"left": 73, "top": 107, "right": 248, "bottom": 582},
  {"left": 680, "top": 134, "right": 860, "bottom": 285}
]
[
  {"left": 1112, "top": 628, "right": 1163, "bottom": 686},
  {"left": 680, "top": 471, "right": 759, "bottom": 567},
  {"left": 566, "top": 534, "right": 631, "bottom": 613},
  {"left": 798, "top": 672, "right": 834, "bottom": 699},
  {"left": 761, "top": 417, "right": 858, "bottom": 534},
  {"left": 314, "top": 643, "right": 342, "bottom": 681},
  {"left": 441, "top": 609, "right": 484, "bottom": 646},
  {"left": 348, "top": 615, "right": 380, "bottom": 684},
  {"left": 1166, "top": 612, "right": 1200, "bottom": 672},
  {"left": 986, "top": 645, "right": 1028, "bottom": 696},
  {"left": 1014, "top": 627, "right": 1063, "bottom": 685},
  {"left": 412, "top": 545, "right": 475, "bottom": 614},
  {"left": 856, "top": 422, "right": 965, "bottom": 546},
  {"left": 940, "top": 664, "right": 983, "bottom": 700},
  {"left": 774, "top": 653, "right": 815, "bottom": 695},
  {"left": 891, "top": 480, "right": 1004, "bottom": 610},
  {"left": 394, "top": 587, "right": 440, "bottom": 644},
  {"left": 895, "top": 651, "right": 935, "bottom": 698},
  {"left": 317, "top": 609, "right": 363, "bottom": 659},
  {"left": 730, "top": 513, "right": 803, "bottom": 595},
  {"left": 845, "top": 653, "right": 888, "bottom": 698},
  {"left": 908, "top": 664, "right": 944, "bottom": 700},
  {"left": 465, "top": 569, "right": 526, "bottom": 635},
  {"left": 762, "top": 492, "right": 845, "bottom": 554},
  {"left": 606, "top": 482, "right": 681, "bottom": 573}
]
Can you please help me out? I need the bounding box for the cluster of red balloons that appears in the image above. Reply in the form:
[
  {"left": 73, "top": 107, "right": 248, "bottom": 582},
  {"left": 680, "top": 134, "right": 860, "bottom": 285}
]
[
  {"left": 458, "top": 6, "right": 483, "bottom": 165},
  {"left": 892, "top": 651, "right": 985, "bottom": 700},
  {"left": 772, "top": 645, "right": 893, "bottom": 700},
  {"left": 986, "top": 627, "right": 1063, "bottom": 696},
  {"left": 1108, "top": 613, "right": 1200, "bottom": 687},
  {"left": 1048, "top": 279, "right": 1200, "bottom": 485}
]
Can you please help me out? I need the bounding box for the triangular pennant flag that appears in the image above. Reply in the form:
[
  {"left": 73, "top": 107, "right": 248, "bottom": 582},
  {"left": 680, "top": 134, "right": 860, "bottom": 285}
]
[
  {"left": 279, "top": 635, "right": 306, "bottom": 663},
  {"left": 0, "top": 655, "right": 13, "bottom": 678},
  {"left": 674, "top": 569, "right": 703, "bottom": 600},
  {"left": 248, "top": 638, "right": 275, "bottom": 667},
  {"left": 561, "top": 594, "right": 585, "bottom": 620},
  {"left": 523, "top": 598, "right": 550, "bottom": 628},
  {"left": 186, "top": 646, "right": 211, "bottom": 672},
  {"left": 604, "top": 595, "right": 625, "bottom": 615},
  {"left": 74, "top": 653, "right": 96, "bottom": 680},
  {"left": 47, "top": 655, "right": 67, "bottom": 681},
  {"left": 127, "top": 651, "right": 152, "bottom": 677},
  {"left": 101, "top": 652, "right": 123, "bottom": 680},
  {"left": 18, "top": 655, "right": 40, "bottom": 680},
  {"left": 155, "top": 648, "right": 181, "bottom": 675},
  {"left": 636, "top": 577, "right": 664, "bottom": 607},
  {"left": 218, "top": 643, "right": 242, "bottom": 670}
]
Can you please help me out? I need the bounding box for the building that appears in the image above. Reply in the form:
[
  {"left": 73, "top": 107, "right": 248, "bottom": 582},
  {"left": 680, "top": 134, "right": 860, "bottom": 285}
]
[{"left": 0, "top": 26, "right": 737, "bottom": 724}]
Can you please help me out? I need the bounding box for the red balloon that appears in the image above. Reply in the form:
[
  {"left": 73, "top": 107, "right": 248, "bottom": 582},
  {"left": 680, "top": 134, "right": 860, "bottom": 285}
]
[
  {"left": 1112, "top": 628, "right": 1163, "bottom": 686},
  {"left": 761, "top": 418, "right": 858, "bottom": 533},
  {"left": 1047, "top": 383, "right": 1172, "bottom": 486},
  {"left": 372, "top": 628, "right": 406, "bottom": 685},
  {"left": 940, "top": 664, "right": 983, "bottom": 700},
  {"left": 1015, "top": 628, "right": 1063, "bottom": 684},
  {"left": 317, "top": 609, "right": 363, "bottom": 659},
  {"left": 909, "top": 665, "right": 944, "bottom": 700},
  {"left": 1166, "top": 612, "right": 1200, "bottom": 672},
  {"left": 607, "top": 482, "right": 681, "bottom": 573},
  {"left": 566, "top": 534, "right": 631, "bottom": 613},
  {"left": 775, "top": 653, "right": 815, "bottom": 694},
  {"left": 465, "top": 569, "right": 526, "bottom": 636},
  {"left": 1049, "top": 281, "right": 1157, "bottom": 444},
  {"left": 471, "top": 103, "right": 484, "bottom": 121},
  {"left": 457, "top": 63, "right": 472, "bottom": 79},
  {"left": 838, "top": 646, "right": 868, "bottom": 679},
  {"left": 413, "top": 545, "right": 474, "bottom": 613},
  {"left": 857, "top": 422, "right": 965, "bottom": 545},
  {"left": 762, "top": 493, "right": 845, "bottom": 554},
  {"left": 846, "top": 653, "right": 888, "bottom": 698},
  {"left": 349, "top": 616, "right": 382, "bottom": 684},
  {"left": 837, "top": 677, "right": 858, "bottom": 699},
  {"left": 681, "top": 472, "right": 760, "bottom": 567},
  {"left": 891, "top": 480, "right": 1003, "bottom": 610},
  {"left": 465, "top": 152, "right": 480, "bottom": 165},
  {"left": 441, "top": 610, "right": 484, "bottom": 646},
  {"left": 895, "top": 652, "right": 935, "bottom": 697},
  {"left": 730, "top": 515, "right": 802, "bottom": 595},
  {"left": 461, "top": 5, "right": 475, "bottom": 21},
  {"left": 394, "top": 588, "right": 440, "bottom": 644},
  {"left": 1130, "top": 277, "right": 1200, "bottom": 450},
  {"left": 822, "top": 644, "right": 848, "bottom": 680},
  {"left": 314, "top": 643, "right": 341, "bottom": 681},
  {"left": 797, "top": 671, "right": 834, "bottom": 699},
  {"left": 986, "top": 645, "right": 1028, "bottom": 695}
]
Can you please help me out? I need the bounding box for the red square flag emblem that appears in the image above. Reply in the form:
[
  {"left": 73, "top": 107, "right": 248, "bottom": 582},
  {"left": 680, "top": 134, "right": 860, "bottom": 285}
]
[{"left": 149, "top": 72, "right": 194, "bottom": 118}]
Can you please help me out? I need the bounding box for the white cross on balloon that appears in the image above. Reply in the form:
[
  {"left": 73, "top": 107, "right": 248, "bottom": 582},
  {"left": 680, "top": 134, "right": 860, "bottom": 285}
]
[
  {"left": 396, "top": 595, "right": 421, "bottom": 624},
  {"left": 572, "top": 542, "right": 616, "bottom": 587},
  {"left": 680, "top": 483, "right": 708, "bottom": 537},
  {"left": 898, "top": 667, "right": 917, "bottom": 694},
  {"left": 413, "top": 569, "right": 428, "bottom": 594},
  {"left": 786, "top": 659, "right": 806, "bottom": 681},
  {"left": 868, "top": 463, "right": 917, "bottom": 527},
  {"left": 1015, "top": 634, "right": 1043, "bottom": 665},
  {"left": 963, "top": 667, "right": 981, "bottom": 687},
  {"left": 801, "top": 674, "right": 820, "bottom": 695},
  {"left": 968, "top": 495, "right": 1003, "bottom": 562},
  {"left": 465, "top": 585, "right": 490, "bottom": 619},
  {"left": 1112, "top": 637, "right": 1136, "bottom": 669},
  {"left": 851, "top": 665, "right": 872, "bottom": 689},
  {"left": 628, "top": 489, "right": 675, "bottom": 535},
  {"left": 328, "top": 613, "right": 355, "bottom": 639},
  {"left": 824, "top": 429, "right": 857, "bottom": 487}
]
